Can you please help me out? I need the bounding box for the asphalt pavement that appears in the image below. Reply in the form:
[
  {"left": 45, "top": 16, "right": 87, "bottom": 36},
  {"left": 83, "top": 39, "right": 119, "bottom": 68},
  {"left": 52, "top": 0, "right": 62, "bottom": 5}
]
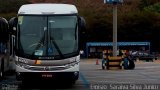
[{"left": 0, "top": 59, "right": 160, "bottom": 90}]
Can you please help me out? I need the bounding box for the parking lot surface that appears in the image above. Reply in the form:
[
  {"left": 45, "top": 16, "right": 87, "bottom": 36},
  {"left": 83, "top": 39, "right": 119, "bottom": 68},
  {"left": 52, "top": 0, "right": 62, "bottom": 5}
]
[{"left": 0, "top": 59, "right": 160, "bottom": 90}]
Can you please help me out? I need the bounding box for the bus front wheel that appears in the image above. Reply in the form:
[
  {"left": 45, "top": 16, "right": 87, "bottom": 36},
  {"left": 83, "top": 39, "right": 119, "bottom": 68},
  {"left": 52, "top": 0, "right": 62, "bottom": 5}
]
[{"left": 0, "top": 60, "right": 4, "bottom": 80}]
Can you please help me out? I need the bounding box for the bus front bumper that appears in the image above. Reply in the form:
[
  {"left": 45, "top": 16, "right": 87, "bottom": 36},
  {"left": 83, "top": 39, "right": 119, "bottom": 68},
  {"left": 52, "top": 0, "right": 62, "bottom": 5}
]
[
  {"left": 16, "top": 71, "right": 79, "bottom": 81},
  {"left": 15, "top": 64, "right": 79, "bottom": 81}
]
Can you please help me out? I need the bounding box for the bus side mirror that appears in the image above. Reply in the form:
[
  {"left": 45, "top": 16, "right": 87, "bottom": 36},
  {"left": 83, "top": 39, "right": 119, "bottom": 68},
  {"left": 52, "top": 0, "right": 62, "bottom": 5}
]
[
  {"left": 9, "top": 17, "right": 18, "bottom": 35},
  {"left": 79, "top": 17, "right": 86, "bottom": 30}
]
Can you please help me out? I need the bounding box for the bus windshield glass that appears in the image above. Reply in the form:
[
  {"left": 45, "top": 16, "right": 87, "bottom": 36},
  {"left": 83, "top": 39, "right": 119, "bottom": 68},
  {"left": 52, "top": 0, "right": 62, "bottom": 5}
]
[{"left": 17, "top": 15, "right": 78, "bottom": 59}]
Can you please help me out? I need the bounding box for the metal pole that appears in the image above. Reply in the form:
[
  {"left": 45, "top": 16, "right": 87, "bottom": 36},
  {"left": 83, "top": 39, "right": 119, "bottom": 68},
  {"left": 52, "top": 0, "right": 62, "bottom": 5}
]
[{"left": 113, "top": 4, "right": 117, "bottom": 57}]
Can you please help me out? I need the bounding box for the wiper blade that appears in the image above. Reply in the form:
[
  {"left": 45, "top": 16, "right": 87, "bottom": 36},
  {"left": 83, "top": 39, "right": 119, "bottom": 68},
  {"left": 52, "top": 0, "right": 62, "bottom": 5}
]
[
  {"left": 31, "top": 31, "right": 46, "bottom": 55},
  {"left": 50, "top": 36, "right": 64, "bottom": 58}
]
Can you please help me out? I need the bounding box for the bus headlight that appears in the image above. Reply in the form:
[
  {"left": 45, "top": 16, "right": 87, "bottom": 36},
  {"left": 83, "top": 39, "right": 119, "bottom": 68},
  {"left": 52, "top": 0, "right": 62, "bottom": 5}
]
[
  {"left": 18, "top": 57, "right": 29, "bottom": 63},
  {"left": 65, "top": 61, "right": 79, "bottom": 68},
  {"left": 16, "top": 61, "right": 27, "bottom": 68},
  {"left": 15, "top": 57, "right": 29, "bottom": 69}
]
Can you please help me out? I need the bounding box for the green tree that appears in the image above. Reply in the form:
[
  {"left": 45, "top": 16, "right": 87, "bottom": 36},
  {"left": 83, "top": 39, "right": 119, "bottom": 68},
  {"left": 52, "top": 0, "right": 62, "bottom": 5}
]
[
  {"left": 144, "top": 3, "right": 160, "bottom": 13},
  {"left": 0, "top": 0, "right": 31, "bottom": 19},
  {"left": 139, "top": 0, "right": 150, "bottom": 10},
  {"left": 0, "top": 0, "right": 30, "bottom": 13},
  {"left": 139, "top": 0, "right": 160, "bottom": 10}
]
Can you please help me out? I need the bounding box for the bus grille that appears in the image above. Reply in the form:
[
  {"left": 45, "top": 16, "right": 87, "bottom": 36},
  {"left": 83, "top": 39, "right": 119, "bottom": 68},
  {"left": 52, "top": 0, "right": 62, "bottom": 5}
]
[{"left": 25, "top": 65, "right": 69, "bottom": 71}]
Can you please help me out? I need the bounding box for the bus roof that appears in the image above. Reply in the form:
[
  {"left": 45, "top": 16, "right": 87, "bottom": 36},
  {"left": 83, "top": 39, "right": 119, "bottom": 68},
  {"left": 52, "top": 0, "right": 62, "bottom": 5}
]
[{"left": 18, "top": 4, "right": 78, "bottom": 15}]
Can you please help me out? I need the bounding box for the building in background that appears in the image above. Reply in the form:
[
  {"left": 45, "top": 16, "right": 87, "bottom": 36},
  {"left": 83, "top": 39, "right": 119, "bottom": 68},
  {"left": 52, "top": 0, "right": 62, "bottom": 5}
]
[{"left": 86, "top": 42, "right": 151, "bottom": 58}]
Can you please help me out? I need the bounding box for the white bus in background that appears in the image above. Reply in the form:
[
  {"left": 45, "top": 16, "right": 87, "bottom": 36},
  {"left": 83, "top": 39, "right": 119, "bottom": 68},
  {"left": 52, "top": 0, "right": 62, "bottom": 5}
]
[
  {"left": 0, "top": 17, "right": 15, "bottom": 80},
  {"left": 9, "top": 4, "right": 85, "bottom": 85}
]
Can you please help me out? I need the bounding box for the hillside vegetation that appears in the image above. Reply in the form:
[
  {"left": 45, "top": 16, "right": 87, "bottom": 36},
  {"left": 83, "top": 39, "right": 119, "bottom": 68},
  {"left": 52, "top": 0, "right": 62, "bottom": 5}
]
[{"left": 0, "top": 0, "right": 160, "bottom": 51}]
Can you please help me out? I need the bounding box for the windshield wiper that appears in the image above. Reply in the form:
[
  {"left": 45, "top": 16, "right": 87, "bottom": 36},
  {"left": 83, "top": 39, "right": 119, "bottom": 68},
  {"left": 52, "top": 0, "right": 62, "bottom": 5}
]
[
  {"left": 31, "top": 31, "right": 46, "bottom": 56},
  {"left": 30, "top": 29, "right": 64, "bottom": 58},
  {"left": 50, "top": 36, "right": 64, "bottom": 58}
]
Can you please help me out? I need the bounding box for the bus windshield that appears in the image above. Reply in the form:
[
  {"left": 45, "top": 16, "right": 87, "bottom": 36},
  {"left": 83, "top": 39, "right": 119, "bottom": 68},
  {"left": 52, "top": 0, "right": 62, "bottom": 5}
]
[{"left": 17, "top": 15, "right": 78, "bottom": 59}]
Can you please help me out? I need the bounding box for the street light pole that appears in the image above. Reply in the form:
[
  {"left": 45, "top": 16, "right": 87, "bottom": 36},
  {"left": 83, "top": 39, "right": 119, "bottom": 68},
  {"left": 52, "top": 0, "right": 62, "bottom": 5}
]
[
  {"left": 113, "top": 4, "right": 117, "bottom": 57},
  {"left": 104, "top": 0, "right": 123, "bottom": 56}
]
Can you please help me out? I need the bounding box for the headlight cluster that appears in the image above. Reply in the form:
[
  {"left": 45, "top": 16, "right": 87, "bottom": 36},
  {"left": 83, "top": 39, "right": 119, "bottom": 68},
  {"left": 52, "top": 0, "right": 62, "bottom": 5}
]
[
  {"left": 16, "top": 62, "right": 29, "bottom": 68},
  {"left": 15, "top": 57, "right": 29, "bottom": 68},
  {"left": 65, "top": 60, "right": 79, "bottom": 68},
  {"left": 17, "top": 57, "right": 29, "bottom": 63}
]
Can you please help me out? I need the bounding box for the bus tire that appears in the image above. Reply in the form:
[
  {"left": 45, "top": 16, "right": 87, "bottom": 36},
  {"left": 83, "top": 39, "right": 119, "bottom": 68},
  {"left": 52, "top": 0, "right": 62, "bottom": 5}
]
[
  {"left": 66, "top": 79, "right": 76, "bottom": 88},
  {"left": 128, "top": 60, "right": 135, "bottom": 70},
  {"left": 71, "top": 80, "right": 76, "bottom": 85},
  {"left": 0, "top": 60, "right": 4, "bottom": 80},
  {"left": 0, "top": 70, "right": 3, "bottom": 80},
  {"left": 16, "top": 73, "right": 21, "bottom": 81},
  {"left": 21, "top": 79, "right": 29, "bottom": 86}
]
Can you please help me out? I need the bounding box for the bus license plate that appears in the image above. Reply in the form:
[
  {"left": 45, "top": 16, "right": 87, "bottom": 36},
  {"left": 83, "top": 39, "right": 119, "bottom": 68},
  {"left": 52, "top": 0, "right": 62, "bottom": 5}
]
[{"left": 42, "top": 73, "right": 53, "bottom": 78}]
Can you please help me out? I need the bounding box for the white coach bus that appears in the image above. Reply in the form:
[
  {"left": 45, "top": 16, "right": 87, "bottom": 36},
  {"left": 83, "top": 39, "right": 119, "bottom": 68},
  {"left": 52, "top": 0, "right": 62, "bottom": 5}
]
[
  {"left": 9, "top": 4, "right": 85, "bottom": 85},
  {"left": 0, "top": 17, "right": 11, "bottom": 80}
]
